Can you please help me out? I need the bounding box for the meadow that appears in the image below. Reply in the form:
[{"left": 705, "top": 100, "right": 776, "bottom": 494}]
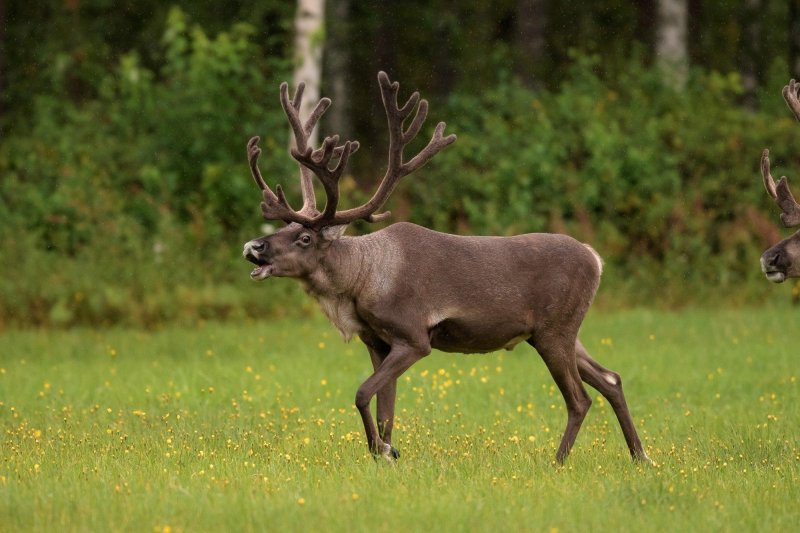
[{"left": 1, "top": 305, "right": 798, "bottom": 532}]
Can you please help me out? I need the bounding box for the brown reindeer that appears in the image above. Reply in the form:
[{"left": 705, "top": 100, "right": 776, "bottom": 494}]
[
  {"left": 243, "top": 72, "right": 649, "bottom": 463},
  {"left": 760, "top": 80, "right": 800, "bottom": 283}
]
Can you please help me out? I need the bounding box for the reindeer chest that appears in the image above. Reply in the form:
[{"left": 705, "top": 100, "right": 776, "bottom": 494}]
[{"left": 312, "top": 293, "right": 363, "bottom": 342}]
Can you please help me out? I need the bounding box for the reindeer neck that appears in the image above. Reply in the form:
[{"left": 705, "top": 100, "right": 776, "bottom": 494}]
[{"left": 301, "top": 235, "right": 374, "bottom": 299}]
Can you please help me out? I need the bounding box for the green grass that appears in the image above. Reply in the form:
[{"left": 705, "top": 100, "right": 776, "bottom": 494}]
[{"left": 1, "top": 306, "right": 798, "bottom": 532}]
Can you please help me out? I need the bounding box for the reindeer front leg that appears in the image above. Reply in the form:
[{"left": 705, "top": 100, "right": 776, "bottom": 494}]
[
  {"left": 364, "top": 339, "right": 398, "bottom": 450},
  {"left": 355, "top": 341, "right": 430, "bottom": 460}
]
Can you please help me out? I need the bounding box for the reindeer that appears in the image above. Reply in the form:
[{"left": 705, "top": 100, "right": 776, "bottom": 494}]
[
  {"left": 243, "top": 72, "right": 649, "bottom": 463},
  {"left": 760, "top": 80, "right": 800, "bottom": 283}
]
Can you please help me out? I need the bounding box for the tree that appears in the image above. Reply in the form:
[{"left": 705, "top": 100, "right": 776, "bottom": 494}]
[
  {"left": 656, "top": 0, "right": 688, "bottom": 88},
  {"left": 292, "top": 0, "right": 325, "bottom": 148}
]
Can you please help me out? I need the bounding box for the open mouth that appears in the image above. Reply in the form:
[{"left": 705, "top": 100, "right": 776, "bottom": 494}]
[
  {"left": 244, "top": 251, "right": 274, "bottom": 281},
  {"left": 250, "top": 264, "right": 273, "bottom": 280},
  {"left": 248, "top": 260, "right": 274, "bottom": 281},
  {"left": 764, "top": 271, "right": 786, "bottom": 283}
]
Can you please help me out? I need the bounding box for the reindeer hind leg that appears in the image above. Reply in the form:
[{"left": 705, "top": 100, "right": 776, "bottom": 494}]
[
  {"left": 575, "top": 339, "right": 650, "bottom": 462},
  {"left": 528, "top": 336, "right": 592, "bottom": 463}
]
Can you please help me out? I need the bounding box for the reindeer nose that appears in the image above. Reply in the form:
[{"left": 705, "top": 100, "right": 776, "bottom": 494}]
[
  {"left": 763, "top": 250, "right": 782, "bottom": 268},
  {"left": 243, "top": 240, "right": 269, "bottom": 260}
]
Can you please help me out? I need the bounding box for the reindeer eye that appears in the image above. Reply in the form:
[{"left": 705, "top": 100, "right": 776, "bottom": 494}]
[{"left": 298, "top": 234, "right": 312, "bottom": 246}]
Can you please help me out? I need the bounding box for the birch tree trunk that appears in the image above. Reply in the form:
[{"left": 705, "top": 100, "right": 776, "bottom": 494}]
[
  {"left": 293, "top": 0, "right": 325, "bottom": 148},
  {"left": 656, "top": 0, "right": 688, "bottom": 88}
]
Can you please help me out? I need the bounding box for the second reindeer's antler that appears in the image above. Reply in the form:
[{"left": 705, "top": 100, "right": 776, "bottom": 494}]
[
  {"left": 759, "top": 79, "right": 800, "bottom": 228},
  {"left": 783, "top": 78, "right": 800, "bottom": 122},
  {"left": 248, "top": 71, "right": 456, "bottom": 229},
  {"left": 760, "top": 149, "right": 800, "bottom": 227}
]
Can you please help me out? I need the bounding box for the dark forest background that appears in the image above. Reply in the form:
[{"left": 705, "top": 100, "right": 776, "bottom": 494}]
[{"left": 2, "top": 0, "right": 800, "bottom": 328}]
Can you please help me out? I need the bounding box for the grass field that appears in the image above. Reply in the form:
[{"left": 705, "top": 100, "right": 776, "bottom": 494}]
[{"left": 1, "top": 306, "right": 798, "bottom": 532}]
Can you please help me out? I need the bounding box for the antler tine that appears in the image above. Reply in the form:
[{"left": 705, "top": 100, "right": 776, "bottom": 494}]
[
  {"left": 783, "top": 79, "right": 800, "bottom": 122},
  {"left": 402, "top": 99, "right": 429, "bottom": 144},
  {"left": 761, "top": 149, "right": 778, "bottom": 200},
  {"left": 247, "top": 136, "right": 269, "bottom": 191},
  {"left": 403, "top": 121, "right": 457, "bottom": 174},
  {"left": 280, "top": 82, "right": 306, "bottom": 149},
  {"left": 280, "top": 81, "right": 333, "bottom": 150},
  {"left": 291, "top": 81, "right": 305, "bottom": 111},
  {"left": 332, "top": 141, "right": 360, "bottom": 159},
  {"left": 760, "top": 149, "right": 800, "bottom": 227},
  {"left": 304, "top": 99, "right": 332, "bottom": 137},
  {"left": 775, "top": 178, "right": 800, "bottom": 227}
]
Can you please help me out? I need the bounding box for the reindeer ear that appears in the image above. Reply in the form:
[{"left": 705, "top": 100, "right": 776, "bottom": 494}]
[{"left": 320, "top": 224, "right": 348, "bottom": 241}]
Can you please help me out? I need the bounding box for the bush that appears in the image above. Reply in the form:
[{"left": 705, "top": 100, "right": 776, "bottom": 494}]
[{"left": 0, "top": 8, "right": 301, "bottom": 328}]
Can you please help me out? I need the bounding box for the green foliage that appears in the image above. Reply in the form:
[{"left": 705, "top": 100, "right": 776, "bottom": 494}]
[{"left": 0, "top": 8, "right": 299, "bottom": 328}]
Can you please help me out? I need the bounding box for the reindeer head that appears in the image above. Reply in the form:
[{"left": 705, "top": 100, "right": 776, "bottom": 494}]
[
  {"left": 759, "top": 80, "right": 800, "bottom": 283},
  {"left": 243, "top": 72, "right": 455, "bottom": 281}
]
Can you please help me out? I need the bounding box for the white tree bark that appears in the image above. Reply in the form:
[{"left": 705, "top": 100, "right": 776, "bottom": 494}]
[
  {"left": 293, "top": 0, "right": 325, "bottom": 147},
  {"left": 656, "top": 0, "right": 688, "bottom": 88}
]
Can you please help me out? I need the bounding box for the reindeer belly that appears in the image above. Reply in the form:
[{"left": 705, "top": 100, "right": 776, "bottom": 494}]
[{"left": 428, "top": 317, "right": 531, "bottom": 354}]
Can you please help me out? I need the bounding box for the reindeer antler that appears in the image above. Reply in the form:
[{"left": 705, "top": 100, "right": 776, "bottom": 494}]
[
  {"left": 249, "top": 72, "right": 455, "bottom": 229},
  {"left": 758, "top": 80, "right": 800, "bottom": 228},
  {"left": 783, "top": 79, "right": 800, "bottom": 121},
  {"left": 329, "top": 71, "right": 457, "bottom": 225},
  {"left": 760, "top": 149, "right": 800, "bottom": 227}
]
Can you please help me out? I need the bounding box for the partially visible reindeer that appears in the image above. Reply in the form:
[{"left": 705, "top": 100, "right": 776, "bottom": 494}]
[
  {"left": 243, "top": 72, "right": 648, "bottom": 463},
  {"left": 760, "top": 80, "right": 800, "bottom": 283}
]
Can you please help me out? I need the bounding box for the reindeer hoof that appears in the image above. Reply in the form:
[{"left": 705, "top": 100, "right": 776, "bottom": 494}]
[
  {"left": 373, "top": 443, "right": 400, "bottom": 463},
  {"left": 633, "top": 450, "right": 652, "bottom": 465}
]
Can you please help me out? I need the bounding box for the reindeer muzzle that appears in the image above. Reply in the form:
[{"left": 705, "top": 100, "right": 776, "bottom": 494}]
[{"left": 243, "top": 240, "right": 274, "bottom": 281}]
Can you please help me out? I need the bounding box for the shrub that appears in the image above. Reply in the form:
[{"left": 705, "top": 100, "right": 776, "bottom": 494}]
[{"left": 0, "top": 8, "right": 300, "bottom": 328}]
